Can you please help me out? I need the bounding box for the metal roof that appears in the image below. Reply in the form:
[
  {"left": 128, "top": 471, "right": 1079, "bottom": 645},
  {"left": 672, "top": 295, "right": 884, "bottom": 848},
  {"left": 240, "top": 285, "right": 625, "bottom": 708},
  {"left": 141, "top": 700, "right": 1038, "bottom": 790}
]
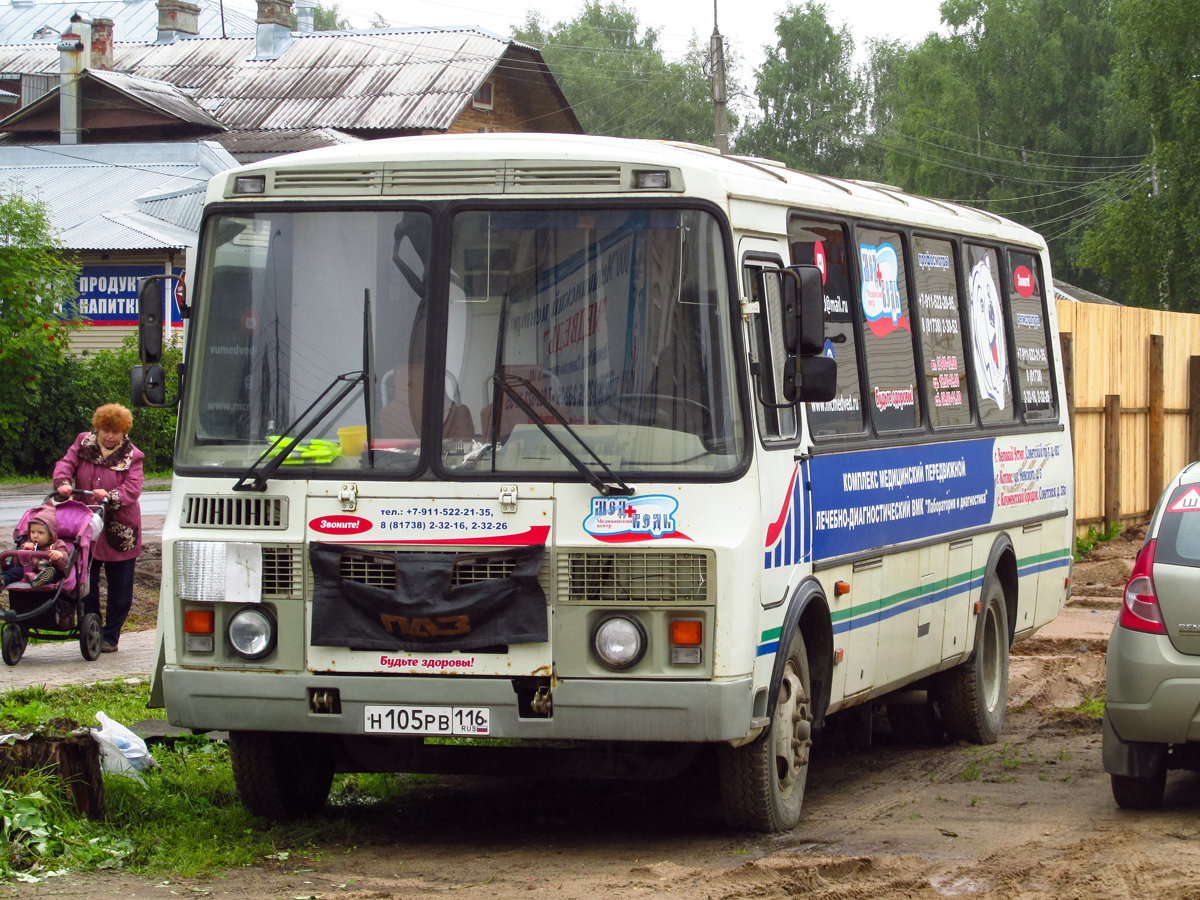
[
  {"left": 0, "top": 140, "right": 236, "bottom": 249},
  {"left": 0, "top": 26, "right": 578, "bottom": 136},
  {"left": 87, "top": 68, "right": 222, "bottom": 127},
  {"left": 120, "top": 28, "right": 520, "bottom": 132},
  {"left": 213, "top": 126, "right": 361, "bottom": 159},
  {"left": 0, "top": 0, "right": 257, "bottom": 44}
]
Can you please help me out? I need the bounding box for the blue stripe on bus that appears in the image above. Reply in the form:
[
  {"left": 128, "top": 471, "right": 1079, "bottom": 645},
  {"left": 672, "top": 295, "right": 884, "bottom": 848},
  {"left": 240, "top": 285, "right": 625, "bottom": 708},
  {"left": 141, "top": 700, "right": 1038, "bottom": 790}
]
[
  {"left": 831, "top": 575, "right": 986, "bottom": 635},
  {"left": 756, "top": 640, "right": 780, "bottom": 657},
  {"left": 1019, "top": 556, "right": 1071, "bottom": 577}
]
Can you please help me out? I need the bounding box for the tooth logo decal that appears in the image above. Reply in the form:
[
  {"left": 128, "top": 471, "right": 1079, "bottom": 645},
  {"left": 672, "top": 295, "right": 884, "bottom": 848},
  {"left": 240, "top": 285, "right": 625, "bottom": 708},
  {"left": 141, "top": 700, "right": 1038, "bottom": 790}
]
[{"left": 583, "top": 495, "right": 690, "bottom": 542}]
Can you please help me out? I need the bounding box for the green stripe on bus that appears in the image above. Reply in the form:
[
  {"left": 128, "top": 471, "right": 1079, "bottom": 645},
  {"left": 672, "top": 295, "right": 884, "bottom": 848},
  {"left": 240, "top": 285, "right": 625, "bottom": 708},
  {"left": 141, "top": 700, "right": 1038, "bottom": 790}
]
[
  {"left": 766, "top": 545, "right": 1070, "bottom": 633},
  {"left": 760, "top": 626, "right": 782, "bottom": 643}
]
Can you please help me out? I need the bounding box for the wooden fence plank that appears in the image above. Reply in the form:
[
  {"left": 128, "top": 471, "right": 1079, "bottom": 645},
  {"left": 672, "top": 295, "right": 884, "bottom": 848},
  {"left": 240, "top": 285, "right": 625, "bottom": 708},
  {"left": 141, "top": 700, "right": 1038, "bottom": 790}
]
[
  {"left": 1105, "top": 393, "right": 1121, "bottom": 532},
  {"left": 1150, "top": 334, "right": 1165, "bottom": 505}
]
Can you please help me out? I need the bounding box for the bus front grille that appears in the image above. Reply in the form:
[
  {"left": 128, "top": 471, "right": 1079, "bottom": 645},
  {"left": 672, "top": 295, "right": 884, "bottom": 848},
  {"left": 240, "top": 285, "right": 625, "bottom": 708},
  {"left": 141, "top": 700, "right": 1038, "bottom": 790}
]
[
  {"left": 181, "top": 495, "right": 289, "bottom": 530},
  {"left": 262, "top": 545, "right": 304, "bottom": 599},
  {"left": 334, "top": 549, "right": 554, "bottom": 597},
  {"left": 560, "top": 551, "right": 711, "bottom": 604}
]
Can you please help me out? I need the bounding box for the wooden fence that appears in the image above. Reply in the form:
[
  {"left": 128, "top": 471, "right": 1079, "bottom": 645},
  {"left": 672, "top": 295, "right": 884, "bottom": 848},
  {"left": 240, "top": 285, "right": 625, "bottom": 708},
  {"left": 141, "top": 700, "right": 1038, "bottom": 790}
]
[{"left": 1056, "top": 300, "right": 1200, "bottom": 535}]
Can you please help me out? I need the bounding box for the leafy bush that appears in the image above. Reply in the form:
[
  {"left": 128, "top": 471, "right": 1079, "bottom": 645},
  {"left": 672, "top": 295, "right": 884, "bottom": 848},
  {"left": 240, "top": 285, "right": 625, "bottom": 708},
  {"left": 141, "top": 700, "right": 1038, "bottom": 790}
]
[{"left": 0, "top": 336, "right": 180, "bottom": 477}]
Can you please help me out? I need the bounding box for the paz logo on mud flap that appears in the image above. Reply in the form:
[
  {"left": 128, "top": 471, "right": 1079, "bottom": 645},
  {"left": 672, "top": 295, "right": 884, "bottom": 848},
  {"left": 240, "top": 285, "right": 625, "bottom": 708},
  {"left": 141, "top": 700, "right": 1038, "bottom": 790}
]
[
  {"left": 380, "top": 615, "right": 471, "bottom": 637},
  {"left": 583, "top": 495, "right": 687, "bottom": 541}
]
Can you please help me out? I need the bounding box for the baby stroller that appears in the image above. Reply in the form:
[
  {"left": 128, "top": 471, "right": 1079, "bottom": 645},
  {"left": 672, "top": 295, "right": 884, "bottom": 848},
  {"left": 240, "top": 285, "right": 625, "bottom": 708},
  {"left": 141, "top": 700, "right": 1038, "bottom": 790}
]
[{"left": 0, "top": 491, "right": 107, "bottom": 666}]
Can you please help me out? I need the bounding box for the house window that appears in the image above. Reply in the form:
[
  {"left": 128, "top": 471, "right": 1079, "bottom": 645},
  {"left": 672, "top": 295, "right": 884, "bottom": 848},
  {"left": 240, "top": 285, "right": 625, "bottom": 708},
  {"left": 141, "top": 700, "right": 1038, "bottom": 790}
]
[{"left": 472, "top": 81, "right": 494, "bottom": 111}]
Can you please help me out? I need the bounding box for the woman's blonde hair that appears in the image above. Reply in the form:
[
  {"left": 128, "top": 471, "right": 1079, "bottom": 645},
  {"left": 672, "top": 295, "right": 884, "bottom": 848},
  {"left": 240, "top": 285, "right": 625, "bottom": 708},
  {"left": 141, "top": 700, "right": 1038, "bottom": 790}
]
[{"left": 93, "top": 403, "right": 133, "bottom": 435}]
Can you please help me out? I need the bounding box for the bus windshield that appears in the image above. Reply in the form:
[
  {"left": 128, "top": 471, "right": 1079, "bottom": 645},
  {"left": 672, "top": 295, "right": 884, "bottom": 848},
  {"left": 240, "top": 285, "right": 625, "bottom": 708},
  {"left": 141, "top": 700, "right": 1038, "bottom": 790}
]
[{"left": 176, "top": 206, "right": 745, "bottom": 479}]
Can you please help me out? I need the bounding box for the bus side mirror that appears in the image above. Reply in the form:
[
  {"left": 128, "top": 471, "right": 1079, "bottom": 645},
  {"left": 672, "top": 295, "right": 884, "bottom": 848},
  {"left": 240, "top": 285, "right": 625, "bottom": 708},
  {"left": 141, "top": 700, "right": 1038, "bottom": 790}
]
[
  {"left": 137, "top": 277, "right": 164, "bottom": 365},
  {"left": 779, "top": 265, "right": 833, "bottom": 403},
  {"left": 797, "top": 355, "right": 837, "bottom": 403},
  {"left": 130, "top": 363, "right": 167, "bottom": 407}
]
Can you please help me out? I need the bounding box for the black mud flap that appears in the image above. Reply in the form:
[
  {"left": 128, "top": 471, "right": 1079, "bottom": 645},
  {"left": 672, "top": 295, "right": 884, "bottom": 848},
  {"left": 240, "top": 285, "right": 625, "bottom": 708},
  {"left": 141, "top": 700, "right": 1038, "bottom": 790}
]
[{"left": 309, "top": 542, "right": 548, "bottom": 652}]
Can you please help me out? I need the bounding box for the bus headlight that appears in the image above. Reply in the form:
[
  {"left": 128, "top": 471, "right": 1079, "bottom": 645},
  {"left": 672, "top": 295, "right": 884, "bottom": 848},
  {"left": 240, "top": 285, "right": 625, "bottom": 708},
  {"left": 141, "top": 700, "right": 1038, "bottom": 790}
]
[
  {"left": 227, "top": 607, "right": 276, "bottom": 660},
  {"left": 592, "top": 615, "right": 646, "bottom": 670}
]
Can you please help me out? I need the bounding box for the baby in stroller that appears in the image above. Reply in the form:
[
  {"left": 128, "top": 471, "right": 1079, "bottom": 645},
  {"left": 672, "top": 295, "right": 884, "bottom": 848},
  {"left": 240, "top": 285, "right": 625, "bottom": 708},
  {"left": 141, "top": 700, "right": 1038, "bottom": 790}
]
[
  {"left": 0, "top": 494, "right": 105, "bottom": 666},
  {"left": 1, "top": 506, "right": 71, "bottom": 595}
]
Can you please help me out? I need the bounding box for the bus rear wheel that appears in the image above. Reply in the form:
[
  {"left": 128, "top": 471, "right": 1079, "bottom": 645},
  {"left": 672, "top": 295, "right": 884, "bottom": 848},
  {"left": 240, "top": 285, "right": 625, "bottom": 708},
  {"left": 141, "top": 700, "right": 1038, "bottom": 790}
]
[
  {"left": 939, "top": 581, "right": 1009, "bottom": 744},
  {"left": 229, "top": 731, "right": 335, "bottom": 819},
  {"left": 718, "top": 629, "right": 812, "bottom": 832}
]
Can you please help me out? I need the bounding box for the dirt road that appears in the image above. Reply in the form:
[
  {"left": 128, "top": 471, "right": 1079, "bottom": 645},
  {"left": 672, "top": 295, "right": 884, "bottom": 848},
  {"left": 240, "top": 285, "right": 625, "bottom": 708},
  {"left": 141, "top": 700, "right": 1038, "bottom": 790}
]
[{"left": 12, "top": 527, "right": 1197, "bottom": 900}]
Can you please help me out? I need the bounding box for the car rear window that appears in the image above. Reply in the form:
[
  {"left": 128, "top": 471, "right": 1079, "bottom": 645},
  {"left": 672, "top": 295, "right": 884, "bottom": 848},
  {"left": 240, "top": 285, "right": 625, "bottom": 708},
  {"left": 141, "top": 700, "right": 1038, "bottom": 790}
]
[{"left": 1153, "top": 485, "right": 1200, "bottom": 567}]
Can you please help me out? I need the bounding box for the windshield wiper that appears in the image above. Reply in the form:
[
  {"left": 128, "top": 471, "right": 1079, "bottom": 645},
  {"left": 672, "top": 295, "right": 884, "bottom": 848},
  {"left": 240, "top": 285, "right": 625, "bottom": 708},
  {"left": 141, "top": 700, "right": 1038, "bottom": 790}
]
[
  {"left": 232, "top": 370, "right": 364, "bottom": 492},
  {"left": 491, "top": 373, "right": 634, "bottom": 497}
]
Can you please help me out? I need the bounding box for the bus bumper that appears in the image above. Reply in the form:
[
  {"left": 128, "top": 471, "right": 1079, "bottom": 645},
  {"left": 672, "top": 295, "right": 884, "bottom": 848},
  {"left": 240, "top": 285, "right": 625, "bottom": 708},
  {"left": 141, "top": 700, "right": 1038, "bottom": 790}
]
[{"left": 161, "top": 668, "right": 755, "bottom": 742}]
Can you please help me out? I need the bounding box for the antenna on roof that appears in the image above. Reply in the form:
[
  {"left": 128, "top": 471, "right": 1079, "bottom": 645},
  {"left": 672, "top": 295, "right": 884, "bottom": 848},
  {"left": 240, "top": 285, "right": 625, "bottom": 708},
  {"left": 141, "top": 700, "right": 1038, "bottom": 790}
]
[{"left": 219, "top": 0, "right": 227, "bottom": 38}]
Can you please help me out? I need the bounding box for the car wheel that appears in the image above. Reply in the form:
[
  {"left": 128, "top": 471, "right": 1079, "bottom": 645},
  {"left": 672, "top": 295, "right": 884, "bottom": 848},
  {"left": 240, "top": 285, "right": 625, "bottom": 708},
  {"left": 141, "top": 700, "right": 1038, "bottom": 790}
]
[
  {"left": 229, "top": 731, "right": 335, "bottom": 819},
  {"left": 1111, "top": 771, "right": 1166, "bottom": 810},
  {"left": 940, "top": 580, "right": 1009, "bottom": 744},
  {"left": 718, "top": 628, "right": 812, "bottom": 832}
]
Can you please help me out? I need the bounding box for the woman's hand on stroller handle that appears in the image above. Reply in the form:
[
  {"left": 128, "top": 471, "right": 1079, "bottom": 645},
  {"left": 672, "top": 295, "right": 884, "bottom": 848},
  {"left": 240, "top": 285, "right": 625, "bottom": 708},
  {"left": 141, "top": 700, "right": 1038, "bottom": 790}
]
[{"left": 47, "top": 488, "right": 109, "bottom": 509}]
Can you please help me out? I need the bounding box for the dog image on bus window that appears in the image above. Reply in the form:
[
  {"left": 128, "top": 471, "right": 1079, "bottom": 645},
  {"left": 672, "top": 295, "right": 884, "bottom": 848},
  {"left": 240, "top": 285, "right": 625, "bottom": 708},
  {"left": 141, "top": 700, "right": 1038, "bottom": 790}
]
[{"left": 968, "top": 254, "right": 1009, "bottom": 408}]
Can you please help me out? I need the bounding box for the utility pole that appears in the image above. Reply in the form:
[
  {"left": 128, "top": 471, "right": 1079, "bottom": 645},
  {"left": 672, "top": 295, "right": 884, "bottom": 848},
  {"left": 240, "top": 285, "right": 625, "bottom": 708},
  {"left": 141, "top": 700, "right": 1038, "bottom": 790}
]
[{"left": 711, "top": 0, "right": 729, "bottom": 154}]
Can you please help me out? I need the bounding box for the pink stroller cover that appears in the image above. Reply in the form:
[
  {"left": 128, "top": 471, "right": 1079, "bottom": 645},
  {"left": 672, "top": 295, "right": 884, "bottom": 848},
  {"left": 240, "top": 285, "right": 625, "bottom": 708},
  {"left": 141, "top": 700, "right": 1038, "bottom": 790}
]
[{"left": 8, "top": 500, "right": 98, "bottom": 596}]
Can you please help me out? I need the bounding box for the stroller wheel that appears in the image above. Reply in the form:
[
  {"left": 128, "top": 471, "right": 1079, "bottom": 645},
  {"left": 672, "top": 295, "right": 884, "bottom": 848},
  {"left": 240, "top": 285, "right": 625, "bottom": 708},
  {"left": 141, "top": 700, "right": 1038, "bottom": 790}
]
[
  {"left": 2, "top": 625, "right": 25, "bottom": 667},
  {"left": 79, "top": 613, "right": 102, "bottom": 662}
]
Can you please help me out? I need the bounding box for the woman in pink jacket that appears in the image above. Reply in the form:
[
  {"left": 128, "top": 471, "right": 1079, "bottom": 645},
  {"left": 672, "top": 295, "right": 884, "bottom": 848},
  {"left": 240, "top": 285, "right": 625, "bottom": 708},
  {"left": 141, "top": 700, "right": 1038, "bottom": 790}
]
[{"left": 53, "top": 404, "right": 144, "bottom": 653}]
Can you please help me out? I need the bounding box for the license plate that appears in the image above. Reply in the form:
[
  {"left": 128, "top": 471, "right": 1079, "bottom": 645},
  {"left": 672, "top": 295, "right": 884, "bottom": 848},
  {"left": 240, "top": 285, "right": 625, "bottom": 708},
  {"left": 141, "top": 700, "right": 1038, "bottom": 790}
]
[{"left": 363, "top": 705, "right": 490, "bottom": 736}]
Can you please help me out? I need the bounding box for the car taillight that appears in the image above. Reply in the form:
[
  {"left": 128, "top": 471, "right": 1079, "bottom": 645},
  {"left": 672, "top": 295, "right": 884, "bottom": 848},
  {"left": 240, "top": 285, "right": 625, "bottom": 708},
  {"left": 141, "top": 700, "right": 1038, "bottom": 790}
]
[{"left": 1119, "top": 539, "right": 1167, "bottom": 634}]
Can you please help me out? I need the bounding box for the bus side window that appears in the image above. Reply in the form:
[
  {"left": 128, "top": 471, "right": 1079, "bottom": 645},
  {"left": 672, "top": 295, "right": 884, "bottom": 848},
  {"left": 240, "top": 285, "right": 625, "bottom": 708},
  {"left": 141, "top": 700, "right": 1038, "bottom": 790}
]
[
  {"left": 743, "top": 263, "right": 798, "bottom": 442},
  {"left": 963, "top": 243, "right": 1015, "bottom": 425},
  {"left": 913, "top": 236, "right": 971, "bottom": 428},
  {"left": 790, "top": 217, "right": 864, "bottom": 438},
  {"left": 856, "top": 227, "right": 922, "bottom": 433},
  {"left": 1007, "top": 250, "right": 1057, "bottom": 421}
]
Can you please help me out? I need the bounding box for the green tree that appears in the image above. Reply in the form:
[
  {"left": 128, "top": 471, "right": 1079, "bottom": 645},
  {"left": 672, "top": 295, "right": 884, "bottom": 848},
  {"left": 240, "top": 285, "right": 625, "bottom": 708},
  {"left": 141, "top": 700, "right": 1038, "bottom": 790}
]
[
  {"left": 1079, "top": 0, "right": 1200, "bottom": 309},
  {"left": 0, "top": 187, "right": 80, "bottom": 473},
  {"left": 514, "top": 2, "right": 738, "bottom": 144},
  {"left": 314, "top": 2, "right": 351, "bottom": 31},
  {"left": 735, "top": 2, "right": 864, "bottom": 177},
  {"left": 878, "top": 0, "right": 1144, "bottom": 294}
]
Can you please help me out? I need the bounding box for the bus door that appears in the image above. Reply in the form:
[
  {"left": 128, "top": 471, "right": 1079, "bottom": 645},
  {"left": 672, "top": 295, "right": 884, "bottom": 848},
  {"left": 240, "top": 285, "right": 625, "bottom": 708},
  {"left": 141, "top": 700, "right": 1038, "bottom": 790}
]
[
  {"left": 942, "top": 536, "right": 975, "bottom": 662},
  {"left": 741, "top": 243, "right": 805, "bottom": 608},
  {"left": 844, "top": 556, "right": 882, "bottom": 695}
]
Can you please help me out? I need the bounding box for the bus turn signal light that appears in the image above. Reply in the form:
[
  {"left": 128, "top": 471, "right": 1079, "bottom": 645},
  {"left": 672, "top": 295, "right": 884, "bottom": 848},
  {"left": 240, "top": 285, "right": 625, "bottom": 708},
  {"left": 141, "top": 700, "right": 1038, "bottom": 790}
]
[
  {"left": 670, "top": 620, "right": 702, "bottom": 665},
  {"left": 184, "top": 609, "right": 215, "bottom": 653},
  {"left": 671, "top": 620, "right": 703, "bottom": 645},
  {"left": 185, "top": 610, "right": 214, "bottom": 633}
]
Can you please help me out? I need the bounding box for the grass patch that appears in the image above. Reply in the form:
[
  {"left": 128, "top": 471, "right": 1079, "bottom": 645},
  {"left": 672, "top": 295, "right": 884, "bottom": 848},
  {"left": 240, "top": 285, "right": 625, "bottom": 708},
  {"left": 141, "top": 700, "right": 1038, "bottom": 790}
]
[
  {"left": 0, "top": 681, "right": 415, "bottom": 882},
  {"left": 1073, "top": 697, "right": 1105, "bottom": 720},
  {"left": 1074, "top": 521, "right": 1123, "bottom": 560}
]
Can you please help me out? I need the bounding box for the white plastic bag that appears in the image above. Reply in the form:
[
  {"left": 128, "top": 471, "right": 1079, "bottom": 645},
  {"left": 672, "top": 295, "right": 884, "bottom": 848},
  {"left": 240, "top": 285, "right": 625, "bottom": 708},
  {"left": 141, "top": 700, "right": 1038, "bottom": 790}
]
[{"left": 90, "top": 711, "right": 157, "bottom": 784}]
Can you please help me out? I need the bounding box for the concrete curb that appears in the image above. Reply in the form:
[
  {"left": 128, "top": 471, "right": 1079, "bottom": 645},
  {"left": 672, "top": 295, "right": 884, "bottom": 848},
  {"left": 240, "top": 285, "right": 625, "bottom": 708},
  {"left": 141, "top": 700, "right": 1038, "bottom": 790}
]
[{"left": 0, "top": 628, "right": 157, "bottom": 694}]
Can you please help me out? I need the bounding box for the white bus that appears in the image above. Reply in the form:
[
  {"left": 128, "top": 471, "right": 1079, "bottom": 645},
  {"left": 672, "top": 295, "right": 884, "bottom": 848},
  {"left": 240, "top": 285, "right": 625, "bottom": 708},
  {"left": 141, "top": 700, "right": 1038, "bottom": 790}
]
[{"left": 135, "top": 134, "right": 1074, "bottom": 831}]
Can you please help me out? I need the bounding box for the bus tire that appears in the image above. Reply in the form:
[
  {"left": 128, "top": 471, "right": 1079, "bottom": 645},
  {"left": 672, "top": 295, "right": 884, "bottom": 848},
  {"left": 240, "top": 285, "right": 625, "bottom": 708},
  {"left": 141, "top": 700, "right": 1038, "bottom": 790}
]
[
  {"left": 229, "top": 731, "right": 334, "bottom": 819},
  {"left": 718, "top": 628, "right": 812, "bottom": 832},
  {"left": 939, "top": 581, "right": 1009, "bottom": 744}
]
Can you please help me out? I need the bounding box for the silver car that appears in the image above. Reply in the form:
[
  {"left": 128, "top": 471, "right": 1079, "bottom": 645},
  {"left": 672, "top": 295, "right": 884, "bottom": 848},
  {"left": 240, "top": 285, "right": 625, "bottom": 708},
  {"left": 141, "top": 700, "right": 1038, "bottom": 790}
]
[{"left": 1104, "top": 463, "right": 1200, "bottom": 808}]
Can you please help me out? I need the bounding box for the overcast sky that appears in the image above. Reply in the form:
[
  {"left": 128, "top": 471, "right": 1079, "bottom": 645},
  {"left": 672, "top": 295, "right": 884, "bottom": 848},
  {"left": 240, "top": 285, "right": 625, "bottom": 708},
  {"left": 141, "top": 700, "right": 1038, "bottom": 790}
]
[{"left": 331, "top": 0, "right": 949, "bottom": 77}]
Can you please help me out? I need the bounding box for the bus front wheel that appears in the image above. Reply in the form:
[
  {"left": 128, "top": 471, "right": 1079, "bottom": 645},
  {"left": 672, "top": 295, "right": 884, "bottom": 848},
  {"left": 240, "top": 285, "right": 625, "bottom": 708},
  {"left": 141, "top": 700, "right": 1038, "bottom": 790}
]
[
  {"left": 229, "top": 731, "right": 335, "bottom": 819},
  {"left": 718, "top": 628, "right": 812, "bottom": 832},
  {"left": 939, "top": 581, "right": 1009, "bottom": 744}
]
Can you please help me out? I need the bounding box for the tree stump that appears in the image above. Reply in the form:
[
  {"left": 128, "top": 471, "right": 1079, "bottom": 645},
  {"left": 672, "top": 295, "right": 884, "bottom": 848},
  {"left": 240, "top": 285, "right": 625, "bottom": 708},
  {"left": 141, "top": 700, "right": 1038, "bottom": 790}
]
[{"left": 0, "top": 730, "right": 105, "bottom": 819}]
